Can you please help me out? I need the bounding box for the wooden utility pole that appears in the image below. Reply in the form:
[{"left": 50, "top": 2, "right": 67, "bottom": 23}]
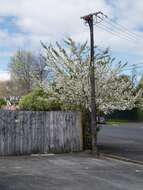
[{"left": 81, "top": 12, "right": 106, "bottom": 155}]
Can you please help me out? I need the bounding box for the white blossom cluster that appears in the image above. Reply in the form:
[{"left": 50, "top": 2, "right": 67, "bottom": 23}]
[{"left": 42, "top": 38, "right": 142, "bottom": 114}]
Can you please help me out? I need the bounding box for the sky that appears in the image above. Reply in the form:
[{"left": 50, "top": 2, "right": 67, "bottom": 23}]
[{"left": 0, "top": 0, "right": 143, "bottom": 80}]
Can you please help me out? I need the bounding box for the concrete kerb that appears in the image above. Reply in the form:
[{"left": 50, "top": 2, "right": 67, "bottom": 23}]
[{"left": 101, "top": 153, "right": 143, "bottom": 166}]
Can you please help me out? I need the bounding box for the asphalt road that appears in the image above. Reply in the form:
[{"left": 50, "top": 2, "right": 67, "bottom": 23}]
[
  {"left": 98, "top": 123, "right": 143, "bottom": 162},
  {"left": 0, "top": 154, "right": 143, "bottom": 190}
]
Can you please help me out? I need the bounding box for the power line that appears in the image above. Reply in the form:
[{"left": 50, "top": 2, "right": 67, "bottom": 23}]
[
  {"left": 114, "top": 62, "right": 143, "bottom": 71},
  {"left": 96, "top": 24, "right": 141, "bottom": 46},
  {"left": 124, "top": 63, "right": 143, "bottom": 68},
  {"left": 92, "top": 12, "right": 143, "bottom": 73},
  {"left": 95, "top": 13, "right": 143, "bottom": 50},
  {"left": 99, "top": 22, "right": 143, "bottom": 44},
  {"left": 106, "top": 17, "right": 143, "bottom": 41},
  {"left": 96, "top": 13, "right": 143, "bottom": 42},
  {"left": 122, "top": 66, "right": 143, "bottom": 71}
]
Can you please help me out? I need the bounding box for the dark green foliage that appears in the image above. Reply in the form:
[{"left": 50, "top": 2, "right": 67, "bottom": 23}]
[
  {"left": 0, "top": 98, "right": 6, "bottom": 108},
  {"left": 106, "top": 108, "right": 143, "bottom": 121},
  {"left": 61, "top": 104, "right": 84, "bottom": 111},
  {"left": 19, "top": 89, "right": 62, "bottom": 111}
]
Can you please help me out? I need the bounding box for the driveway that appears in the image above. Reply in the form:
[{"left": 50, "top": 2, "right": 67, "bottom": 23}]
[
  {"left": 98, "top": 123, "right": 143, "bottom": 162},
  {"left": 0, "top": 154, "right": 143, "bottom": 190}
]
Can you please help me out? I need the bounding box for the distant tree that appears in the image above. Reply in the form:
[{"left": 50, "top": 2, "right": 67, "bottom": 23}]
[
  {"left": 0, "top": 81, "right": 7, "bottom": 97},
  {"left": 9, "top": 50, "right": 48, "bottom": 96},
  {"left": 0, "top": 81, "right": 11, "bottom": 97}
]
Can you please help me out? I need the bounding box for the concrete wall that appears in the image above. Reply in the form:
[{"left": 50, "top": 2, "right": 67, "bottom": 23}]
[{"left": 0, "top": 110, "right": 83, "bottom": 156}]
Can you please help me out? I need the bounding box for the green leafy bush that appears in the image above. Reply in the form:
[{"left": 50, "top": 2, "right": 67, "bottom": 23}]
[
  {"left": 19, "top": 89, "right": 62, "bottom": 111},
  {"left": 61, "top": 103, "right": 83, "bottom": 111},
  {"left": 0, "top": 98, "right": 6, "bottom": 108}
]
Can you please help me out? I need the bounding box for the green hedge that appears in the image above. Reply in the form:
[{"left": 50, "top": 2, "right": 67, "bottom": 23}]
[
  {"left": 106, "top": 108, "right": 143, "bottom": 122},
  {"left": 0, "top": 98, "right": 6, "bottom": 108},
  {"left": 19, "top": 89, "right": 62, "bottom": 111},
  {"left": 19, "top": 89, "right": 87, "bottom": 112}
]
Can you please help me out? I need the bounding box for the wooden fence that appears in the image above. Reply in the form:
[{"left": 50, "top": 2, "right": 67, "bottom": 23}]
[{"left": 0, "top": 110, "right": 82, "bottom": 156}]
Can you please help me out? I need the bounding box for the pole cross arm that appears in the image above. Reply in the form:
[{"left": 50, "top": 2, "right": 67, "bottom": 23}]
[{"left": 81, "top": 11, "right": 107, "bottom": 24}]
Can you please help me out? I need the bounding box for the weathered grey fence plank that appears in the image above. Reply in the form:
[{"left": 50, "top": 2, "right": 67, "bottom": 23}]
[{"left": 0, "top": 110, "right": 82, "bottom": 156}]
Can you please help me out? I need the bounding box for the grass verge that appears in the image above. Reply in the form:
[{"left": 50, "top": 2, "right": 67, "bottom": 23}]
[{"left": 106, "top": 119, "right": 129, "bottom": 125}]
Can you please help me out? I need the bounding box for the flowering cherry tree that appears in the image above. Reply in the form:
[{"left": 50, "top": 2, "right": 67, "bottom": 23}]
[{"left": 42, "top": 38, "right": 141, "bottom": 114}]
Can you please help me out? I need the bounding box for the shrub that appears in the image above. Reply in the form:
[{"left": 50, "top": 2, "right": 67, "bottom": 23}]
[
  {"left": 19, "top": 89, "right": 62, "bottom": 111},
  {"left": 61, "top": 103, "right": 83, "bottom": 111},
  {"left": 0, "top": 98, "right": 6, "bottom": 108}
]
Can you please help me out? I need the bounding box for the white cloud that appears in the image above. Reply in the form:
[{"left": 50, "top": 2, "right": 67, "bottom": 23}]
[
  {"left": 0, "top": 0, "right": 112, "bottom": 42},
  {"left": 0, "top": 71, "right": 10, "bottom": 81},
  {"left": 0, "top": 0, "right": 143, "bottom": 60}
]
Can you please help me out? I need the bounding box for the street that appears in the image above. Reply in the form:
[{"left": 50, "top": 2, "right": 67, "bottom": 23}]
[
  {"left": 0, "top": 154, "right": 143, "bottom": 190},
  {"left": 98, "top": 123, "right": 143, "bottom": 162}
]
